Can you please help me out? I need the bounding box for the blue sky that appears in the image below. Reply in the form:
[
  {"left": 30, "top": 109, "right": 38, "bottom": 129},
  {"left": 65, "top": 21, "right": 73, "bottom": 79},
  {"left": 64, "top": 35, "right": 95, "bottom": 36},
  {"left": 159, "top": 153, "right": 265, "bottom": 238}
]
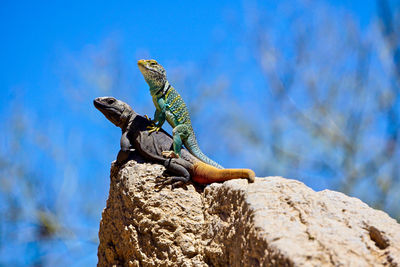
[
  {"left": 0, "top": 0, "right": 374, "bottom": 99},
  {"left": 1, "top": 1, "right": 231, "bottom": 91}
]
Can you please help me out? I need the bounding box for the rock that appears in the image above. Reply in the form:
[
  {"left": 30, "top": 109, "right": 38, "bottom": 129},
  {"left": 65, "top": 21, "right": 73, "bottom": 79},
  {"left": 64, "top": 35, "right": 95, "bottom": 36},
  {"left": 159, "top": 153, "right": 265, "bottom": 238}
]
[{"left": 98, "top": 159, "right": 400, "bottom": 266}]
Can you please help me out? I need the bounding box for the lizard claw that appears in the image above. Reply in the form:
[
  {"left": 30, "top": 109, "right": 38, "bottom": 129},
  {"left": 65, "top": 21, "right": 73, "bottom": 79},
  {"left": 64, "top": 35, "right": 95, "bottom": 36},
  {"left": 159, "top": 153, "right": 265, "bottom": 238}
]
[
  {"left": 147, "top": 125, "right": 161, "bottom": 133},
  {"left": 157, "top": 177, "right": 185, "bottom": 189},
  {"left": 162, "top": 151, "right": 180, "bottom": 158},
  {"left": 144, "top": 115, "right": 152, "bottom": 121}
]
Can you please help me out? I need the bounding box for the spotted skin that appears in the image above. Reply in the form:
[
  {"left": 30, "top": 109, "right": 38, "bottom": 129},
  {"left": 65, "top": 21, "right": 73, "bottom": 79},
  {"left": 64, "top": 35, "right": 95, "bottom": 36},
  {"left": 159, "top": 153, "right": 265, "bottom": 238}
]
[{"left": 138, "top": 59, "right": 223, "bottom": 169}]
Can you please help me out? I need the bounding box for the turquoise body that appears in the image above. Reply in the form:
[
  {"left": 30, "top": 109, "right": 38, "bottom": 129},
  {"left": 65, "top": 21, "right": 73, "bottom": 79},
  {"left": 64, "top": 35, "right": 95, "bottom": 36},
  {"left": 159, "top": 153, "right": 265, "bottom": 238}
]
[{"left": 151, "top": 85, "right": 223, "bottom": 169}]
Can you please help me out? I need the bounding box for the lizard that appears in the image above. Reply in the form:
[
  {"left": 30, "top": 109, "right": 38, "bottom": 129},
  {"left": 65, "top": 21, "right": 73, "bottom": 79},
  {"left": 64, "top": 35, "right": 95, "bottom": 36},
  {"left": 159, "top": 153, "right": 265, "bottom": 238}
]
[
  {"left": 93, "top": 96, "right": 255, "bottom": 185},
  {"left": 137, "top": 59, "right": 223, "bottom": 169}
]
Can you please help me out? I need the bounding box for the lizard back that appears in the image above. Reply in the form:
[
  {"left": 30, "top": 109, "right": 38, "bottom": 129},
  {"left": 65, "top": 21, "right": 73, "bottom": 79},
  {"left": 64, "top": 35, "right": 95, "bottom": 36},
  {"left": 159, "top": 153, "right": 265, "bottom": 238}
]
[
  {"left": 164, "top": 86, "right": 190, "bottom": 127},
  {"left": 165, "top": 86, "right": 223, "bottom": 169}
]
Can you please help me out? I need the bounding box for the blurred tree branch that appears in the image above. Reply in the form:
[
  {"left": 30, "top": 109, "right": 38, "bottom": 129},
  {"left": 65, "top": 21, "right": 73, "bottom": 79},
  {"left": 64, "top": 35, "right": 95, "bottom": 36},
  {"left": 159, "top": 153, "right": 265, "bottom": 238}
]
[{"left": 227, "top": 0, "right": 400, "bottom": 219}]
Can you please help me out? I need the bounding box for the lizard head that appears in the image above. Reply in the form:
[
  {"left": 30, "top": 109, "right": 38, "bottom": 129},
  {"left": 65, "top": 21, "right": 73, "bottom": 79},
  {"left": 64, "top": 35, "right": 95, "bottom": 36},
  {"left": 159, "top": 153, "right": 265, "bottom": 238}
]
[
  {"left": 137, "top": 59, "right": 167, "bottom": 90},
  {"left": 94, "top": 97, "right": 135, "bottom": 129}
]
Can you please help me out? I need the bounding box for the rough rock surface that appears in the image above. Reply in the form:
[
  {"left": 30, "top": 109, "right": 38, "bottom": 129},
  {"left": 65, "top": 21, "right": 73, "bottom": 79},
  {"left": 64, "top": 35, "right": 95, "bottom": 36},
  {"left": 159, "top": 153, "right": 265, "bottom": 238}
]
[{"left": 98, "top": 157, "right": 400, "bottom": 266}]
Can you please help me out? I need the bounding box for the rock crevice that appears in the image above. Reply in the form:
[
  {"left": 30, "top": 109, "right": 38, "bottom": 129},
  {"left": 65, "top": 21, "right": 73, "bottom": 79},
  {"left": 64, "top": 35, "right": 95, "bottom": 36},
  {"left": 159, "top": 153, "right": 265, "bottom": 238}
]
[{"left": 98, "top": 158, "right": 400, "bottom": 266}]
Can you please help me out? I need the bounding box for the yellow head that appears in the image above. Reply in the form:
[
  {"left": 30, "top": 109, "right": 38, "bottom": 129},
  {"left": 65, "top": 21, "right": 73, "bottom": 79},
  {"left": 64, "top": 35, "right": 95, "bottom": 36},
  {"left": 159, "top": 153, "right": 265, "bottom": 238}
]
[{"left": 137, "top": 59, "right": 167, "bottom": 90}]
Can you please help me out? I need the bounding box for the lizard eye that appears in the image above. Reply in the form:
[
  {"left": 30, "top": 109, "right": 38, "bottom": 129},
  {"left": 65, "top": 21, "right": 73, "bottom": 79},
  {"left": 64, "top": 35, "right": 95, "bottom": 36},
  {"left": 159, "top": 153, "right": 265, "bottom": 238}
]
[{"left": 107, "top": 98, "right": 115, "bottom": 104}]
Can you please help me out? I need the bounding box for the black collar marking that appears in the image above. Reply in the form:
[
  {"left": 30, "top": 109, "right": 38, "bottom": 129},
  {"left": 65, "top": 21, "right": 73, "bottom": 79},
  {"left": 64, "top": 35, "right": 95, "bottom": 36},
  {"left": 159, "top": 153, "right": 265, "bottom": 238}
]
[{"left": 155, "top": 82, "right": 171, "bottom": 96}]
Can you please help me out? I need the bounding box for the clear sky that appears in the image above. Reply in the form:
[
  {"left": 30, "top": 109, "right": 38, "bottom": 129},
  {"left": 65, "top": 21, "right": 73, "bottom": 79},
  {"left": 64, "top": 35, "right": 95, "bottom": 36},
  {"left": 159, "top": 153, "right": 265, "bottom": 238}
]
[
  {"left": 0, "top": 0, "right": 385, "bottom": 266},
  {"left": 0, "top": 0, "right": 374, "bottom": 100}
]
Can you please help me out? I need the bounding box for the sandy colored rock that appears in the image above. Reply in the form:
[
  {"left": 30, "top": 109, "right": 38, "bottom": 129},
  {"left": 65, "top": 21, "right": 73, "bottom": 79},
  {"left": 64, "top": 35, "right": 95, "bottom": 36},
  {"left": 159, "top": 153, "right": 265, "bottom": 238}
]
[{"left": 98, "top": 157, "right": 400, "bottom": 266}]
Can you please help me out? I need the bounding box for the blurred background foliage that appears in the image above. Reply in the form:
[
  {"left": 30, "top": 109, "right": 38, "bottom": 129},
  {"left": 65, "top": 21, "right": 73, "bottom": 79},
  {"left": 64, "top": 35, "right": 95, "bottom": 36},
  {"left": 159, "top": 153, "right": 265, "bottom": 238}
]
[{"left": 1, "top": 0, "right": 399, "bottom": 265}]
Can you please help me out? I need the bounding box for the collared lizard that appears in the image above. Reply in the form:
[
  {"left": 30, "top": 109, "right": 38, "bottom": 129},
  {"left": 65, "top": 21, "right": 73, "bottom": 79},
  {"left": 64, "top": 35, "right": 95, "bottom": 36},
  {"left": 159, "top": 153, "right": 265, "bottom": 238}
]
[{"left": 137, "top": 59, "right": 223, "bottom": 169}]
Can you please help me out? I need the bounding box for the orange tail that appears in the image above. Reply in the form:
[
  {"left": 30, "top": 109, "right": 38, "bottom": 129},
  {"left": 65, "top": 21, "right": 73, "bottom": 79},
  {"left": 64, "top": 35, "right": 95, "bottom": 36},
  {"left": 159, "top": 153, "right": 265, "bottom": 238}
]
[{"left": 192, "top": 161, "right": 255, "bottom": 184}]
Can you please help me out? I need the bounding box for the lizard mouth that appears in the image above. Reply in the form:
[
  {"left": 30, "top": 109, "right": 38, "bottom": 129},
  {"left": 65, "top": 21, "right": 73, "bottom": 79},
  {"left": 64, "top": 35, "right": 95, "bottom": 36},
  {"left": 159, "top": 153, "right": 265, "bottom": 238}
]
[
  {"left": 93, "top": 98, "right": 125, "bottom": 127},
  {"left": 137, "top": 60, "right": 148, "bottom": 70},
  {"left": 137, "top": 60, "right": 159, "bottom": 74},
  {"left": 93, "top": 99, "right": 102, "bottom": 109},
  {"left": 93, "top": 98, "right": 122, "bottom": 114},
  {"left": 93, "top": 98, "right": 109, "bottom": 110}
]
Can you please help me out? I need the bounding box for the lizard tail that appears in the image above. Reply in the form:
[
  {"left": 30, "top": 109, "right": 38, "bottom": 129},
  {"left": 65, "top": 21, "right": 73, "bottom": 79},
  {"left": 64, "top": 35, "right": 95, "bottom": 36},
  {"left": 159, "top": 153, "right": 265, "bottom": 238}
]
[
  {"left": 185, "top": 133, "right": 223, "bottom": 169},
  {"left": 192, "top": 161, "right": 255, "bottom": 184}
]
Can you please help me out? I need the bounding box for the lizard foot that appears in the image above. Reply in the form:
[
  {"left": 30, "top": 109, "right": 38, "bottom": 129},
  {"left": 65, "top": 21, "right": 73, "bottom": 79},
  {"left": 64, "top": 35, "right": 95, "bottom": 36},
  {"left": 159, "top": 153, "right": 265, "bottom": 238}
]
[
  {"left": 147, "top": 125, "right": 161, "bottom": 133},
  {"left": 161, "top": 177, "right": 187, "bottom": 189},
  {"left": 162, "top": 151, "right": 180, "bottom": 158},
  {"left": 154, "top": 176, "right": 186, "bottom": 191}
]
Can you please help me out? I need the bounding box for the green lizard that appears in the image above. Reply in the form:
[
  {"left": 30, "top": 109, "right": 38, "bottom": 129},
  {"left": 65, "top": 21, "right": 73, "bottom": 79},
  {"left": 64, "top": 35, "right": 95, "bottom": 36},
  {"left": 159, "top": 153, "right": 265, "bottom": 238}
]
[{"left": 138, "top": 59, "right": 223, "bottom": 169}]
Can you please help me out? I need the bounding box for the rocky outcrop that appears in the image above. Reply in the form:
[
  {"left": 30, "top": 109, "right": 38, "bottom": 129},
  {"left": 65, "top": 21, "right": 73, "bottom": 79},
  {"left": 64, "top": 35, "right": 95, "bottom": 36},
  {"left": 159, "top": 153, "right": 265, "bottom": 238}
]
[{"left": 98, "top": 158, "right": 400, "bottom": 266}]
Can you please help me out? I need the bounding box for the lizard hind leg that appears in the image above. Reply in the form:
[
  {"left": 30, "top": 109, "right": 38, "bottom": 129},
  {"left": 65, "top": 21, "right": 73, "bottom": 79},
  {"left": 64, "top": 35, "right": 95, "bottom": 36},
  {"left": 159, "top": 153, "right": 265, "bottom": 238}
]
[
  {"left": 161, "top": 158, "right": 192, "bottom": 188},
  {"left": 161, "top": 124, "right": 189, "bottom": 158},
  {"left": 172, "top": 124, "right": 190, "bottom": 157}
]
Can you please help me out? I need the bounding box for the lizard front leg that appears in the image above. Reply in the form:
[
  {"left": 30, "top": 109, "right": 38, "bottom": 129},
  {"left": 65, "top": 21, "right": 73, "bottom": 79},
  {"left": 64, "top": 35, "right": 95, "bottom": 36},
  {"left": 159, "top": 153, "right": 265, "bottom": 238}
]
[
  {"left": 147, "top": 97, "right": 166, "bottom": 133},
  {"left": 116, "top": 131, "right": 134, "bottom": 164},
  {"left": 113, "top": 132, "right": 135, "bottom": 177}
]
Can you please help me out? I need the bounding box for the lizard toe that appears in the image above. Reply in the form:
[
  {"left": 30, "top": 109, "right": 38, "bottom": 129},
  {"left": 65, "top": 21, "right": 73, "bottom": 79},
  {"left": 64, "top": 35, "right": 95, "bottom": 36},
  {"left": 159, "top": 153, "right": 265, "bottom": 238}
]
[
  {"left": 147, "top": 126, "right": 161, "bottom": 133},
  {"left": 162, "top": 151, "right": 180, "bottom": 158}
]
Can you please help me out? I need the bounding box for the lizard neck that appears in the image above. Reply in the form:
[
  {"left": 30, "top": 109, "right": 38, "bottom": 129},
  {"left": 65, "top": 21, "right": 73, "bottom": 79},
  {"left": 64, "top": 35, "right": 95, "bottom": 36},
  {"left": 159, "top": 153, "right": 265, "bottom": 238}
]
[
  {"left": 149, "top": 80, "right": 171, "bottom": 97},
  {"left": 125, "top": 114, "right": 148, "bottom": 135},
  {"left": 120, "top": 109, "right": 135, "bottom": 132}
]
